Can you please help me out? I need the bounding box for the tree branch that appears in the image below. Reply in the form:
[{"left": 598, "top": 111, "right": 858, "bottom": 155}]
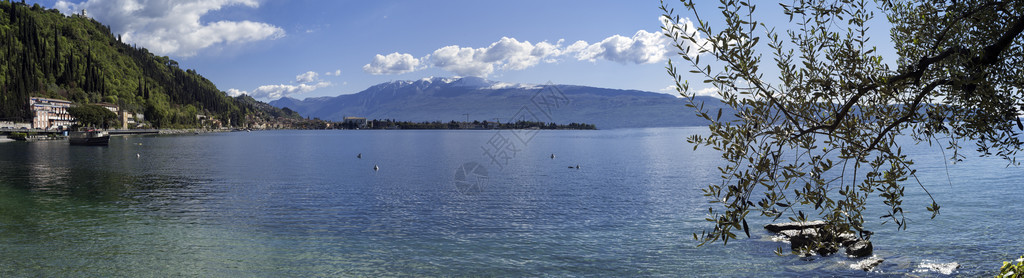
[
  {"left": 866, "top": 79, "right": 952, "bottom": 152},
  {"left": 794, "top": 9, "right": 1024, "bottom": 140}
]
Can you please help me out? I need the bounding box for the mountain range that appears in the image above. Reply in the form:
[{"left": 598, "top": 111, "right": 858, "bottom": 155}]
[{"left": 270, "top": 77, "right": 725, "bottom": 129}]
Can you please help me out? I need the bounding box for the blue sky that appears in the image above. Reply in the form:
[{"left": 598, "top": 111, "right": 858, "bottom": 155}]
[{"left": 27, "top": 1, "right": 896, "bottom": 102}]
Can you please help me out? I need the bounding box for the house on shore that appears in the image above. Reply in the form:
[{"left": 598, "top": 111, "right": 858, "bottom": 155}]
[
  {"left": 96, "top": 102, "right": 138, "bottom": 129},
  {"left": 30, "top": 97, "right": 74, "bottom": 130},
  {"left": 343, "top": 117, "right": 368, "bottom": 129}
]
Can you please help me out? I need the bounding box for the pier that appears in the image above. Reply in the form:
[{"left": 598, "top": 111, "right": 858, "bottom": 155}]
[{"left": 1, "top": 129, "right": 160, "bottom": 136}]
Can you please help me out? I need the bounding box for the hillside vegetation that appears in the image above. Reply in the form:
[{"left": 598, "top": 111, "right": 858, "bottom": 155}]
[{"left": 0, "top": 1, "right": 297, "bottom": 128}]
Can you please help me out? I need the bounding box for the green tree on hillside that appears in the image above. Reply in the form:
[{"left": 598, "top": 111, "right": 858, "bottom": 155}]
[
  {"left": 0, "top": 1, "right": 297, "bottom": 128},
  {"left": 68, "top": 104, "right": 117, "bottom": 129},
  {"left": 661, "top": 0, "right": 1024, "bottom": 246}
]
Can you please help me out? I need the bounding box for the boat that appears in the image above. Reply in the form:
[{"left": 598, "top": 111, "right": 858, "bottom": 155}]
[{"left": 69, "top": 129, "right": 110, "bottom": 146}]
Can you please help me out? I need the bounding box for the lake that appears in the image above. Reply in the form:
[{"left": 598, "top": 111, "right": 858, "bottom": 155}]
[{"left": 0, "top": 128, "right": 1021, "bottom": 276}]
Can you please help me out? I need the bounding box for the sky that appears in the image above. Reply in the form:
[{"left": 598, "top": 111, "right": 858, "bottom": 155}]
[{"left": 26, "top": 0, "right": 897, "bottom": 102}]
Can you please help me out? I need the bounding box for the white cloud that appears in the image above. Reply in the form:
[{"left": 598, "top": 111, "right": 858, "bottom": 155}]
[
  {"left": 574, "top": 30, "right": 668, "bottom": 64},
  {"left": 296, "top": 71, "right": 318, "bottom": 83},
  {"left": 250, "top": 82, "right": 331, "bottom": 99},
  {"left": 363, "top": 52, "right": 423, "bottom": 75},
  {"left": 325, "top": 69, "right": 341, "bottom": 76},
  {"left": 54, "top": 0, "right": 285, "bottom": 57},
  {"left": 658, "top": 85, "right": 686, "bottom": 98},
  {"left": 425, "top": 37, "right": 570, "bottom": 77},
  {"left": 694, "top": 87, "right": 719, "bottom": 97},
  {"left": 226, "top": 88, "right": 248, "bottom": 97},
  {"left": 365, "top": 16, "right": 708, "bottom": 77},
  {"left": 429, "top": 45, "right": 493, "bottom": 77},
  {"left": 235, "top": 71, "right": 333, "bottom": 100},
  {"left": 661, "top": 16, "right": 714, "bottom": 57}
]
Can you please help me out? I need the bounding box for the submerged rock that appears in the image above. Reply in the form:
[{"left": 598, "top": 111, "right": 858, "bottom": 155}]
[
  {"left": 778, "top": 228, "right": 818, "bottom": 238},
  {"left": 837, "top": 232, "right": 859, "bottom": 247},
  {"left": 782, "top": 228, "right": 840, "bottom": 256},
  {"left": 845, "top": 240, "right": 873, "bottom": 258},
  {"left": 851, "top": 257, "right": 885, "bottom": 271},
  {"left": 765, "top": 221, "right": 870, "bottom": 257},
  {"left": 764, "top": 220, "right": 826, "bottom": 233}
]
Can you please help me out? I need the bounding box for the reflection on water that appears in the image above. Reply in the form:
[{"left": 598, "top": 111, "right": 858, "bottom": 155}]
[{"left": 0, "top": 129, "right": 1021, "bottom": 276}]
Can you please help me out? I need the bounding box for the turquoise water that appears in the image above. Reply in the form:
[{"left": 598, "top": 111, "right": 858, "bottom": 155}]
[{"left": 0, "top": 128, "right": 1020, "bottom": 276}]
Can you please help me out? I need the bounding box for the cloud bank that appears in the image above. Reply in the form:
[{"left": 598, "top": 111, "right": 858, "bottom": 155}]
[
  {"left": 55, "top": 0, "right": 285, "bottom": 57},
  {"left": 363, "top": 52, "right": 423, "bottom": 75},
  {"left": 228, "top": 70, "right": 332, "bottom": 100},
  {"left": 248, "top": 82, "right": 331, "bottom": 99},
  {"left": 363, "top": 17, "right": 709, "bottom": 77}
]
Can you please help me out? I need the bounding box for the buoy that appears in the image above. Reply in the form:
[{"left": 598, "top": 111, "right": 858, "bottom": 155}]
[
  {"left": 373, "top": 164, "right": 379, "bottom": 171},
  {"left": 550, "top": 154, "right": 555, "bottom": 159},
  {"left": 576, "top": 164, "right": 580, "bottom": 169},
  {"left": 357, "top": 153, "right": 362, "bottom": 159}
]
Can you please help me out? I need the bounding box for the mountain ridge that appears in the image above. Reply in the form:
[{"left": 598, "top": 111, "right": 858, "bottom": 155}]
[{"left": 270, "top": 77, "right": 725, "bottom": 129}]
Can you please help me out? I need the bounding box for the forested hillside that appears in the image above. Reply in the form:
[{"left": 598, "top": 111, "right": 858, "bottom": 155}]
[{"left": 0, "top": 1, "right": 296, "bottom": 128}]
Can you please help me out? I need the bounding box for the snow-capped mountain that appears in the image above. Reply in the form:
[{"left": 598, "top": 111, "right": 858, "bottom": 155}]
[{"left": 269, "top": 77, "right": 725, "bottom": 129}]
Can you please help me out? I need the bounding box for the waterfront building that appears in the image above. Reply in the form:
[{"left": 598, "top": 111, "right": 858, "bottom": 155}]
[
  {"left": 122, "top": 111, "right": 137, "bottom": 129},
  {"left": 29, "top": 97, "right": 74, "bottom": 130},
  {"left": 97, "top": 103, "right": 137, "bottom": 129},
  {"left": 343, "top": 116, "right": 368, "bottom": 128}
]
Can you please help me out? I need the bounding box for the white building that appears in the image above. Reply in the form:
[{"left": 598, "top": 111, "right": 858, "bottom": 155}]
[{"left": 30, "top": 97, "right": 74, "bottom": 130}]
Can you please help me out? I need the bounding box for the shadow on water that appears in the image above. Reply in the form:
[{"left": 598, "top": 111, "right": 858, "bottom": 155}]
[
  {"left": 0, "top": 138, "right": 229, "bottom": 277},
  {"left": 0, "top": 139, "right": 212, "bottom": 204},
  {"left": 0, "top": 138, "right": 222, "bottom": 235}
]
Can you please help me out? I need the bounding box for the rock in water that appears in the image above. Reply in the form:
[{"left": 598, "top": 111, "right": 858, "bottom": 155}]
[
  {"left": 764, "top": 220, "right": 826, "bottom": 233},
  {"left": 766, "top": 220, "right": 865, "bottom": 257},
  {"left": 851, "top": 257, "right": 884, "bottom": 271},
  {"left": 845, "top": 239, "right": 873, "bottom": 258},
  {"left": 781, "top": 229, "right": 818, "bottom": 250}
]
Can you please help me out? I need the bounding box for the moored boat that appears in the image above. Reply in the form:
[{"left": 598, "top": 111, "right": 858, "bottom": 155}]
[{"left": 69, "top": 129, "right": 110, "bottom": 146}]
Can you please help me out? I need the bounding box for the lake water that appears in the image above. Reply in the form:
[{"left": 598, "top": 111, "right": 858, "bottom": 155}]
[{"left": 0, "top": 128, "right": 1021, "bottom": 276}]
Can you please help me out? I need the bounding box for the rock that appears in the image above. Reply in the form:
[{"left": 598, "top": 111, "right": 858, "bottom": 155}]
[
  {"left": 788, "top": 232, "right": 815, "bottom": 251},
  {"left": 786, "top": 230, "right": 839, "bottom": 256},
  {"left": 766, "top": 220, "right": 868, "bottom": 257},
  {"left": 837, "top": 232, "right": 859, "bottom": 246},
  {"left": 851, "top": 257, "right": 884, "bottom": 271},
  {"left": 845, "top": 239, "right": 873, "bottom": 258},
  {"left": 778, "top": 228, "right": 817, "bottom": 239},
  {"left": 764, "top": 220, "right": 826, "bottom": 233}
]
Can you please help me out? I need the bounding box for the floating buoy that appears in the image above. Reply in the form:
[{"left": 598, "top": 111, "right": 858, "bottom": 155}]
[
  {"left": 373, "top": 164, "right": 379, "bottom": 171},
  {"left": 550, "top": 154, "right": 555, "bottom": 159},
  {"left": 357, "top": 153, "right": 362, "bottom": 159}
]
